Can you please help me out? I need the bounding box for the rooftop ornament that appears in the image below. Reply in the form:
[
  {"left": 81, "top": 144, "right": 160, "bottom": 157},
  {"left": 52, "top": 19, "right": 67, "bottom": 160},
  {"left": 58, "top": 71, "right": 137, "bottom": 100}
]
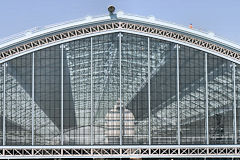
[
  {"left": 108, "top": 5, "right": 117, "bottom": 19},
  {"left": 108, "top": 5, "right": 115, "bottom": 15}
]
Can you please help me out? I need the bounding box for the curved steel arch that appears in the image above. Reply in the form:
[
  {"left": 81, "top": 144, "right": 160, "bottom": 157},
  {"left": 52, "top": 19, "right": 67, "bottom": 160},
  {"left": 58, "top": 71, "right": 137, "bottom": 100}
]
[
  {"left": 1, "top": 16, "right": 240, "bottom": 159},
  {"left": 0, "top": 20, "right": 239, "bottom": 64}
]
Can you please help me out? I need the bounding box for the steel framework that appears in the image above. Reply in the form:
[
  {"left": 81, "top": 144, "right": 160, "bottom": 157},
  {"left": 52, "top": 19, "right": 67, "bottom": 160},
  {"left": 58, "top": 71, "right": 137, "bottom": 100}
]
[
  {"left": 0, "top": 21, "right": 239, "bottom": 63},
  {"left": 0, "top": 33, "right": 240, "bottom": 158},
  {"left": 0, "top": 17, "right": 240, "bottom": 159},
  {"left": 0, "top": 145, "right": 240, "bottom": 159}
]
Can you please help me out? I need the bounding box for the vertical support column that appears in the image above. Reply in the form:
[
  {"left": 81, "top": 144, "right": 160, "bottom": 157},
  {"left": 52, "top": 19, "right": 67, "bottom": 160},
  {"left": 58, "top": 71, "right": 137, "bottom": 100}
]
[
  {"left": 32, "top": 52, "right": 35, "bottom": 146},
  {"left": 90, "top": 37, "right": 93, "bottom": 146},
  {"left": 3, "top": 63, "right": 6, "bottom": 146},
  {"left": 61, "top": 44, "right": 64, "bottom": 145},
  {"left": 205, "top": 52, "right": 209, "bottom": 144},
  {"left": 148, "top": 37, "right": 151, "bottom": 145},
  {"left": 176, "top": 44, "right": 180, "bottom": 145},
  {"left": 118, "top": 32, "right": 122, "bottom": 145},
  {"left": 233, "top": 63, "right": 237, "bottom": 144}
]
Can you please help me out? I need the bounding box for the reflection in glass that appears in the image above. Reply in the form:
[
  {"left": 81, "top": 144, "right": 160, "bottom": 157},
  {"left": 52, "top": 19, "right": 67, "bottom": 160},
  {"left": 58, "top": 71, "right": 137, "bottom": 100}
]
[{"left": 0, "top": 32, "right": 237, "bottom": 146}]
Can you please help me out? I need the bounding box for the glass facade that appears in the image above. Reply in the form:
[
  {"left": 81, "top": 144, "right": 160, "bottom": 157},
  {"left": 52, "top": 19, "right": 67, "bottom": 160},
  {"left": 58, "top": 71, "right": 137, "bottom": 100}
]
[
  {"left": 6, "top": 54, "right": 32, "bottom": 145},
  {"left": 208, "top": 54, "right": 234, "bottom": 144},
  {"left": 179, "top": 46, "right": 206, "bottom": 144},
  {"left": 150, "top": 39, "right": 177, "bottom": 144},
  {"left": 34, "top": 46, "right": 61, "bottom": 145},
  {"left": 0, "top": 64, "right": 3, "bottom": 145},
  {"left": 63, "top": 38, "right": 91, "bottom": 145},
  {"left": 0, "top": 32, "right": 239, "bottom": 146}
]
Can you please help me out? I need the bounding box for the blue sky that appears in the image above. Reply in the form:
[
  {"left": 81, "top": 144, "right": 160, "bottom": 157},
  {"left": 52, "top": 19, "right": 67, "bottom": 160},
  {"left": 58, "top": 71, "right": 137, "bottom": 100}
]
[{"left": 0, "top": 0, "right": 239, "bottom": 44}]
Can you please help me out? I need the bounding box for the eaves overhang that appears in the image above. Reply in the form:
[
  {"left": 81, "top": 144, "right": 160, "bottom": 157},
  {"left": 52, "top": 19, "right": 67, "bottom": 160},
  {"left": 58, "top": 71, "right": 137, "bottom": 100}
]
[{"left": 0, "top": 12, "right": 239, "bottom": 63}]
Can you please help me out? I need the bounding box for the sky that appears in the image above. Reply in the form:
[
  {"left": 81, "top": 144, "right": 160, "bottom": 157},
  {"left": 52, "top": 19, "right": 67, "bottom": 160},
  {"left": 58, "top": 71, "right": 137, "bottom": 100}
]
[{"left": 0, "top": 0, "right": 239, "bottom": 44}]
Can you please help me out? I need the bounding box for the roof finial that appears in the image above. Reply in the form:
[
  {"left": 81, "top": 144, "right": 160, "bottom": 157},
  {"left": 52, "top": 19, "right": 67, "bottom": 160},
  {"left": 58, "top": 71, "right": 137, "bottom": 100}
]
[{"left": 108, "top": 5, "right": 115, "bottom": 15}]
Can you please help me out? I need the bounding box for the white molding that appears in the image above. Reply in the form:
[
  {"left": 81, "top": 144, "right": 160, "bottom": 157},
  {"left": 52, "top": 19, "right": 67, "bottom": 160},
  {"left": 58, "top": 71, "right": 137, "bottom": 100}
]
[
  {"left": 0, "top": 28, "right": 239, "bottom": 65},
  {"left": 0, "top": 13, "right": 239, "bottom": 51},
  {"left": 0, "top": 20, "right": 239, "bottom": 66},
  {"left": 0, "top": 145, "right": 240, "bottom": 158}
]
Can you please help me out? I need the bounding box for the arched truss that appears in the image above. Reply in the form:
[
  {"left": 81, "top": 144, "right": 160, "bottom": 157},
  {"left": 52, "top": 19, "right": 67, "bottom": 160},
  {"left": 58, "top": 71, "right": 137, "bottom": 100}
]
[
  {"left": 1, "top": 16, "right": 240, "bottom": 159},
  {"left": 0, "top": 20, "right": 240, "bottom": 64}
]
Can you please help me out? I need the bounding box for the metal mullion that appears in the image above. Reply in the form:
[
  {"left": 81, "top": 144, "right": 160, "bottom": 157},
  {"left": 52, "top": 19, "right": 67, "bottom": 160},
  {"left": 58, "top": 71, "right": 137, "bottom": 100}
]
[
  {"left": 176, "top": 44, "right": 180, "bottom": 145},
  {"left": 148, "top": 37, "right": 151, "bottom": 145},
  {"left": 119, "top": 32, "right": 122, "bottom": 145},
  {"left": 233, "top": 63, "right": 237, "bottom": 144},
  {"left": 176, "top": 44, "right": 181, "bottom": 145},
  {"left": 61, "top": 44, "right": 64, "bottom": 145},
  {"left": 205, "top": 52, "right": 209, "bottom": 144},
  {"left": 32, "top": 52, "right": 35, "bottom": 145},
  {"left": 3, "top": 63, "right": 6, "bottom": 146},
  {"left": 90, "top": 37, "right": 93, "bottom": 146}
]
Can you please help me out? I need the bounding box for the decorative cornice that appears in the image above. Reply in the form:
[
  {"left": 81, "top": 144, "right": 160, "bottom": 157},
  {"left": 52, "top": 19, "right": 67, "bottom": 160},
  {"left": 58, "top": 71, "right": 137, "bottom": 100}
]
[{"left": 0, "top": 21, "right": 239, "bottom": 62}]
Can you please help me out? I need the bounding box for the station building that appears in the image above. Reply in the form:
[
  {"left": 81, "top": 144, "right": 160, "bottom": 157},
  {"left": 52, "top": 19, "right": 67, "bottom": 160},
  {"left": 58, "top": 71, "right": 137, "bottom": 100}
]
[{"left": 0, "top": 10, "right": 240, "bottom": 159}]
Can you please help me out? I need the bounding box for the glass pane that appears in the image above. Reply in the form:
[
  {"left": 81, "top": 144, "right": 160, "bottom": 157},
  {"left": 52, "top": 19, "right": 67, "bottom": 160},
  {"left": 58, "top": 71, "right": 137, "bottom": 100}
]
[
  {"left": 208, "top": 54, "right": 234, "bottom": 144},
  {"left": 121, "top": 33, "right": 148, "bottom": 145},
  {"left": 179, "top": 46, "right": 205, "bottom": 144},
  {"left": 150, "top": 38, "right": 177, "bottom": 144},
  {"left": 34, "top": 46, "right": 61, "bottom": 145},
  {"left": 0, "top": 64, "right": 4, "bottom": 145},
  {"left": 235, "top": 64, "right": 240, "bottom": 143},
  {"left": 63, "top": 38, "right": 91, "bottom": 145},
  {"left": 92, "top": 33, "right": 120, "bottom": 145},
  {"left": 5, "top": 54, "right": 32, "bottom": 145}
]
